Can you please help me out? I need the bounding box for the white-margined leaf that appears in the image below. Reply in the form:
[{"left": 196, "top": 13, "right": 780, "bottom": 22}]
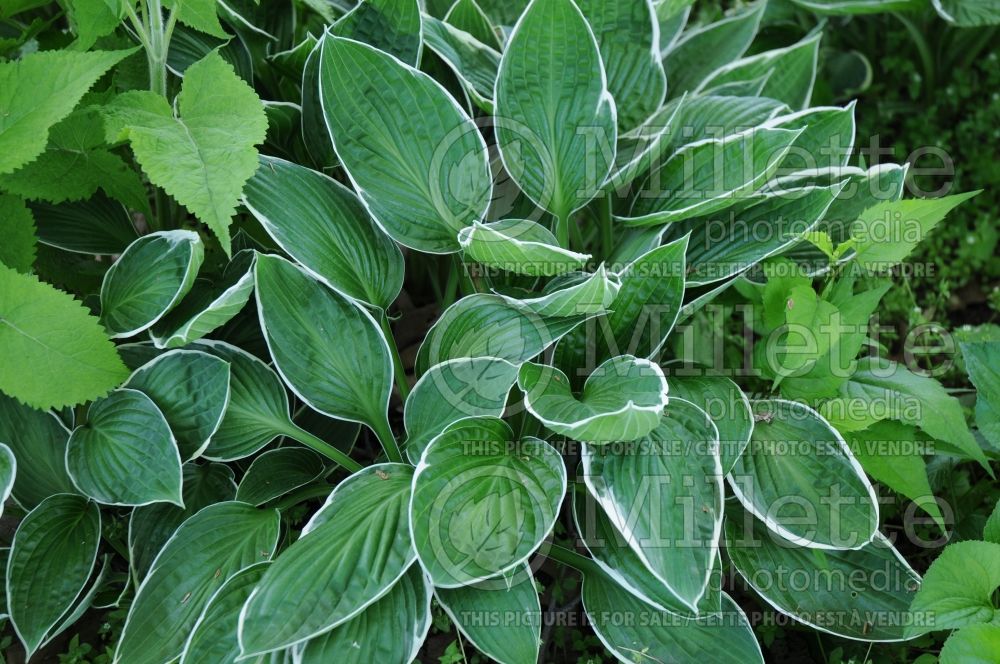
[
  {"left": 932, "top": 0, "right": 1000, "bottom": 26},
  {"left": 0, "top": 394, "right": 75, "bottom": 509},
  {"left": 422, "top": 14, "right": 501, "bottom": 113},
  {"left": 0, "top": 444, "right": 13, "bottom": 518},
  {"left": 445, "top": 0, "right": 503, "bottom": 49},
  {"left": 499, "top": 266, "right": 621, "bottom": 317},
  {"left": 763, "top": 103, "right": 857, "bottom": 171},
  {"left": 458, "top": 219, "right": 591, "bottom": 277},
  {"left": 331, "top": 0, "right": 423, "bottom": 65},
  {"left": 235, "top": 447, "right": 325, "bottom": 506}
]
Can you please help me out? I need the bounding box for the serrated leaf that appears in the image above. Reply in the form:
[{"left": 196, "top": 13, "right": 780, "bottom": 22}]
[
  {"left": 0, "top": 263, "right": 128, "bottom": 410},
  {"left": 582, "top": 398, "right": 722, "bottom": 610},
  {"left": 0, "top": 394, "right": 76, "bottom": 508},
  {"left": 331, "top": 0, "right": 422, "bottom": 65},
  {"left": 961, "top": 341, "right": 1000, "bottom": 447},
  {"left": 235, "top": 447, "right": 325, "bottom": 506},
  {"left": 123, "top": 349, "right": 231, "bottom": 461},
  {"left": 518, "top": 355, "right": 668, "bottom": 442},
  {"left": 64, "top": 0, "right": 124, "bottom": 50},
  {"left": 7, "top": 494, "right": 100, "bottom": 657},
  {"left": 0, "top": 48, "right": 135, "bottom": 175},
  {"left": 298, "top": 566, "right": 432, "bottom": 664},
  {"left": 729, "top": 400, "right": 879, "bottom": 549},
  {"left": 0, "top": 194, "right": 36, "bottom": 272},
  {"left": 458, "top": 219, "right": 590, "bottom": 276},
  {"left": 318, "top": 34, "right": 491, "bottom": 253},
  {"left": 99, "top": 230, "right": 204, "bottom": 338},
  {"left": 726, "top": 508, "right": 921, "bottom": 641},
  {"left": 243, "top": 155, "right": 404, "bottom": 309},
  {"left": 115, "top": 502, "right": 281, "bottom": 664},
  {"left": 940, "top": 623, "right": 1000, "bottom": 664},
  {"left": 239, "top": 464, "right": 415, "bottom": 655},
  {"left": 905, "top": 540, "right": 1000, "bottom": 636},
  {"left": 66, "top": 388, "right": 183, "bottom": 506},
  {"left": 106, "top": 52, "right": 268, "bottom": 254},
  {"left": 495, "top": 0, "right": 616, "bottom": 225},
  {"left": 163, "top": 0, "right": 228, "bottom": 38},
  {"left": 410, "top": 417, "right": 566, "bottom": 587}
]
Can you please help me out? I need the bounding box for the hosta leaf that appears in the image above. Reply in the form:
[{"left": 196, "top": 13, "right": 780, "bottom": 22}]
[
  {"left": 577, "top": 0, "right": 665, "bottom": 131},
  {"left": 500, "top": 266, "right": 621, "bottom": 317},
  {"left": 765, "top": 104, "right": 856, "bottom": 170},
  {"left": 932, "top": 0, "right": 1000, "bottom": 26},
  {"left": 445, "top": 0, "right": 502, "bottom": 48},
  {"left": 416, "top": 293, "right": 593, "bottom": 372},
  {"left": 606, "top": 94, "right": 686, "bottom": 194},
  {"left": 436, "top": 566, "right": 541, "bottom": 664},
  {"left": 625, "top": 127, "right": 803, "bottom": 225},
  {"left": 331, "top": 0, "right": 422, "bottom": 65},
  {"left": 518, "top": 356, "right": 668, "bottom": 442},
  {"left": 235, "top": 447, "right": 325, "bottom": 506},
  {"left": 458, "top": 219, "right": 590, "bottom": 276},
  {"left": 0, "top": 263, "right": 128, "bottom": 410},
  {"left": 555, "top": 236, "right": 687, "bottom": 374},
  {"left": 99, "top": 230, "right": 204, "bottom": 338},
  {"left": 123, "top": 349, "right": 231, "bottom": 461},
  {"left": 697, "top": 32, "right": 823, "bottom": 110},
  {"left": 659, "top": 94, "right": 787, "bottom": 150},
  {"left": 939, "top": 624, "right": 1000, "bottom": 664},
  {"left": 663, "top": 370, "right": 753, "bottom": 474},
  {"left": 905, "top": 540, "right": 1000, "bottom": 636},
  {"left": 254, "top": 254, "right": 393, "bottom": 442},
  {"left": 105, "top": 52, "right": 268, "bottom": 254},
  {"left": 726, "top": 509, "right": 921, "bottom": 641},
  {"left": 0, "top": 48, "right": 135, "bottom": 175},
  {"left": 404, "top": 356, "right": 519, "bottom": 461},
  {"left": 677, "top": 183, "right": 843, "bottom": 285},
  {"left": 297, "top": 566, "right": 432, "bottom": 664},
  {"left": 243, "top": 155, "right": 404, "bottom": 309},
  {"left": 583, "top": 570, "right": 763, "bottom": 664},
  {"left": 729, "top": 400, "right": 878, "bottom": 549},
  {"left": 149, "top": 251, "right": 256, "bottom": 348},
  {"left": 410, "top": 417, "right": 565, "bottom": 587},
  {"left": 116, "top": 502, "right": 281, "bottom": 664},
  {"left": 179, "top": 562, "right": 270, "bottom": 664},
  {"left": 0, "top": 394, "right": 75, "bottom": 508},
  {"left": 790, "top": 0, "right": 921, "bottom": 13},
  {"left": 0, "top": 194, "right": 36, "bottom": 272},
  {"left": 495, "top": 0, "right": 616, "bottom": 225},
  {"left": 318, "top": 34, "right": 491, "bottom": 253},
  {"left": 0, "top": 444, "right": 13, "bottom": 517},
  {"left": 663, "top": 1, "right": 764, "bottom": 97},
  {"left": 7, "top": 494, "right": 100, "bottom": 657},
  {"left": 300, "top": 40, "right": 337, "bottom": 171},
  {"left": 66, "top": 388, "right": 183, "bottom": 506},
  {"left": 239, "top": 464, "right": 415, "bottom": 655},
  {"left": 422, "top": 14, "right": 500, "bottom": 112},
  {"left": 31, "top": 193, "right": 137, "bottom": 255},
  {"left": 582, "top": 398, "right": 722, "bottom": 610},
  {"left": 961, "top": 341, "right": 1000, "bottom": 446}
]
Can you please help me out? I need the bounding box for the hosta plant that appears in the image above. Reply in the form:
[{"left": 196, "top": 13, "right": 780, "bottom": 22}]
[{"left": 0, "top": 0, "right": 996, "bottom": 662}]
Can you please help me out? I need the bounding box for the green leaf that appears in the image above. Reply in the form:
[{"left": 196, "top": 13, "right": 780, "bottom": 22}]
[
  {"left": 300, "top": 39, "right": 338, "bottom": 171},
  {"left": 495, "top": 0, "right": 616, "bottom": 224},
  {"left": 163, "top": 0, "right": 228, "bottom": 38},
  {"left": 730, "top": 400, "right": 879, "bottom": 549},
  {"left": 254, "top": 253, "right": 393, "bottom": 443},
  {"left": 906, "top": 541, "right": 1000, "bottom": 636},
  {"left": 518, "top": 356, "right": 668, "bottom": 442},
  {"left": 625, "top": 127, "right": 804, "bottom": 226},
  {"left": 851, "top": 191, "right": 980, "bottom": 272},
  {"left": 459, "top": 218, "right": 590, "bottom": 277},
  {"left": 0, "top": 263, "right": 128, "bottom": 410},
  {"left": 583, "top": 570, "right": 763, "bottom": 664},
  {"left": 0, "top": 394, "right": 76, "bottom": 508},
  {"left": 331, "top": 0, "right": 422, "bottom": 65},
  {"left": 985, "top": 499, "right": 1000, "bottom": 545},
  {"left": 960, "top": 341, "right": 1000, "bottom": 447},
  {"left": 99, "top": 230, "right": 204, "bottom": 338},
  {"left": 766, "top": 103, "right": 857, "bottom": 170},
  {"left": 445, "top": 0, "right": 502, "bottom": 48},
  {"left": 697, "top": 32, "right": 822, "bottom": 110},
  {"left": 179, "top": 563, "right": 269, "bottom": 664},
  {"left": 726, "top": 508, "right": 921, "bottom": 641},
  {"left": 149, "top": 251, "right": 256, "bottom": 348},
  {"left": 410, "top": 417, "right": 565, "bottom": 587},
  {"left": 0, "top": 48, "right": 135, "bottom": 175},
  {"left": 663, "top": 1, "right": 764, "bottom": 96},
  {"left": 846, "top": 422, "right": 944, "bottom": 529},
  {"left": 243, "top": 155, "right": 404, "bottom": 309},
  {"left": 235, "top": 448, "right": 325, "bottom": 506},
  {"left": 435, "top": 566, "right": 541, "bottom": 664},
  {"left": 64, "top": 0, "right": 124, "bottom": 50},
  {"left": 318, "top": 34, "right": 491, "bottom": 253},
  {"left": 940, "top": 624, "right": 1000, "bottom": 664},
  {"left": 932, "top": 0, "right": 1000, "bottom": 26},
  {"left": 0, "top": 194, "right": 36, "bottom": 272},
  {"left": 0, "top": 443, "right": 13, "bottom": 517},
  {"left": 7, "top": 494, "right": 100, "bottom": 657},
  {"left": 30, "top": 193, "right": 137, "bottom": 255},
  {"left": 298, "top": 566, "right": 432, "bottom": 664},
  {"left": 416, "top": 293, "right": 593, "bottom": 372},
  {"left": 123, "top": 349, "right": 231, "bottom": 461},
  {"left": 106, "top": 52, "right": 268, "bottom": 254},
  {"left": 790, "top": 0, "right": 922, "bottom": 13},
  {"left": 116, "top": 502, "right": 281, "bottom": 664},
  {"left": 66, "top": 388, "right": 183, "bottom": 506},
  {"left": 239, "top": 464, "right": 415, "bottom": 655},
  {"left": 500, "top": 266, "right": 621, "bottom": 317},
  {"left": 655, "top": 94, "right": 787, "bottom": 151},
  {"left": 421, "top": 14, "right": 500, "bottom": 112},
  {"left": 404, "top": 356, "right": 519, "bottom": 462},
  {"left": 582, "top": 398, "right": 722, "bottom": 610},
  {"left": 577, "top": 0, "right": 665, "bottom": 131}
]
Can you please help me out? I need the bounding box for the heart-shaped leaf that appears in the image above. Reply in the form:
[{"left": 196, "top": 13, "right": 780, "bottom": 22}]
[
  {"left": 410, "top": 417, "right": 566, "bottom": 587},
  {"left": 235, "top": 447, "right": 325, "bottom": 506},
  {"left": 99, "top": 230, "right": 204, "bottom": 338},
  {"left": 458, "top": 219, "right": 590, "bottom": 276},
  {"left": 66, "top": 388, "right": 183, "bottom": 507},
  {"left": 239, "top": 464, "right": 415, "bottom": 655},
  {"left": 905, "top": 540, "right": 1000, "bottom": 636},
  {"left": 0, "top": 394, "right": 76, "bottom": 509},
  {"left": 518, "top": 355, "right": 668, "bottom": 442}
]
